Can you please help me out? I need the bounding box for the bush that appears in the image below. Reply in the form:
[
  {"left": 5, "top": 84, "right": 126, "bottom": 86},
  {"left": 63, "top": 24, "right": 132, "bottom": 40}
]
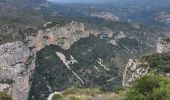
[
  {"left": 69, "top": 96, "right": 79, "bottom": 100},
  {"left": 139, "top": 52, "right": 170, "bottom": 73},
  {"left": 113, "top": 85, "right": 123, "bottom": 94},
  {"left": 63, "top": 87, "right": 78, "bottom": 95},
  {"left": 52, "top": 94, "right": 62, "bottom": 100},
  {"left": 63, "top": 87, "right": 102, "bottom": 96},
  {"left": 0, "top": 91, "right": 11, "bottom": 100},
  {"left": 124, "top": 74, "right": 170, "bottom": 100}
]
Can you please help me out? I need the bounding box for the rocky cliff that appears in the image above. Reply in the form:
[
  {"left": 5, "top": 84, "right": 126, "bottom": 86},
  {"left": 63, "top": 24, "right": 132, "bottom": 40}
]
[
  {"left": 0, "top": 20, "right": 166, "bottom": 100},
  {"left": 0, "top": 41, "right": 35, "bottom": 100},
  {"left": 27, "top": 21, "right": 115, "bottom": 51},
  {"left": 155, "top": 11, "right": 170, "bottom": 25},
  {"left": 157, "top": 37, "right": 170, "bottom": 53},
  {"left": 0, "top": 21, "right": 118, "bottom": 100},
  {"left": 122, "top": 59, "right": 149, "bottom": 87},
  {"left": 89, "top": 12, "right": 119, "bottom": 21}
]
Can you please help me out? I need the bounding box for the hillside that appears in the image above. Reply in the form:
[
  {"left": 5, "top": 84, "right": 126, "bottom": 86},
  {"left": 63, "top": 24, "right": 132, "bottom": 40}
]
[{"left": 0, "top": 0, "right": 170, "bottom": 100}]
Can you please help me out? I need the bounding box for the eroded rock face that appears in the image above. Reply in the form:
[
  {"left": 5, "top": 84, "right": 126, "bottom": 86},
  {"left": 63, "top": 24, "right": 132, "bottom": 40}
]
[
  {"left": 29, "top": 21, "right": 115, "bottom": 51},
  {"left": 89, "top": 12, "right": 119, "bottom": 21},
  {"left": 0, "top": 41, "right": 35, "bottom": 100},
  {"left": 155, "top": 11, "right": 170, "bottom": 25},
  {"left": 122, "top": 59, "right": 149, "bottom": 87},
  {"left": 0, "top": 20, "right": 162, "bottom": 99},
  {"left": 109, "top": 31, "right": 126, "bottom": 46},
  {"left": 157, "top": 37, "right": 170, "bottom": 53},
  {"left": 34, "top": 21, "right": 88, "bottom": 50},
  {"left": 0, "top": 21, "right": 119, "bottom": 100}
]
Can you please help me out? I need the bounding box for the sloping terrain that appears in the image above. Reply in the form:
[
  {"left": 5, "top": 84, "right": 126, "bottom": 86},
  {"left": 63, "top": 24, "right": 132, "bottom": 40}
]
[
  {"left": 1, "top": 0, "right": 170, "bottom": 100},
  {"left": 28, "top": 36, "right": 121, "bottom": 100}
]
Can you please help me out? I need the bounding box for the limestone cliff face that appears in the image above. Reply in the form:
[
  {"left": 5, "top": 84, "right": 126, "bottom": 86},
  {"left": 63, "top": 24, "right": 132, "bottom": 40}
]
[
  {"left": 155, "top": 11, "right": 170, "bottom": 25},
  {"left": 0, "top": 41, "right": 35, "bottom": 100},
  {"left": 89, "top": 12, "right": 119, "bottom": 21},
  {"left": 157, "top": 37, "right": 170, "bottom": 53},
  {"left": 29, "top": 21, "right": 114, "bottom": 51},
  {"left": 0, "top": 21, "right": 116, "bottom": 100},
  {"left": 122, "top": 59, "right": 149, "bottom": 87},
  {"left": 35, "top": 21, "right": 88, "bottom": 50},
  {"left": 0, "top": 21, "right": 158, "bottom": 100}
]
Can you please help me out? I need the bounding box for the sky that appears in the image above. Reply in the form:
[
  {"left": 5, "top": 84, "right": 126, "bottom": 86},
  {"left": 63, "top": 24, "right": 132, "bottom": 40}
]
[
  {"left": 47, "top": 0, "right": 117, "bottom": 3},
  {"left": 47, "top": 0, "right": 169, "bottom": 3}
]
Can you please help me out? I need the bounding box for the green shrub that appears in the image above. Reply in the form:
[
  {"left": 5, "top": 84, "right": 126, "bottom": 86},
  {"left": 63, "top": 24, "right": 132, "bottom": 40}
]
[
  {"left": 63, "top": 87, "right": 78, "bottom": 95},
  {"left": 63, "top": 87, "right": 102, "bottom": 96},
  {"left": 0, "top": 91, "right": 11, "bottom": 100},
  {"left": 124, "top": 74, "right": 170, "bottom": 100},
  {"left": 52, "top": 94, "right": 62, "bottom": 100},
  {"left": 113, "top": 85, "right": 123, "bottom": 94},
  {"left": 69, "top": 96, "right": 79, "bottom": 100},
  {"left": 140, "top": 52, "right": 170, "bottom": 73}
]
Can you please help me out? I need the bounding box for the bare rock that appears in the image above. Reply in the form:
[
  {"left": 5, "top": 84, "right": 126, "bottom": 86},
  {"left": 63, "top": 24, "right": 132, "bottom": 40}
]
[
  {"left": 32, "top": 21, "right": 115, "bottom": 51},
  {"left": 122, "top": 59, "right": 149, "bottom": 87},
  {"left": 0, "top": 41, "right": 35, "bottom": 100},
  {"left": 157, "top": 37, "right": 170, "bottom": 53},
  {"left": 89, "top": 12, "right": 119, "bottom": 21}
]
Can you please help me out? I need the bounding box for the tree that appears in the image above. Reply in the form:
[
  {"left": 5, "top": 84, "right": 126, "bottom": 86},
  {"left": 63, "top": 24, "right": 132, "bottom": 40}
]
[
  {"left": 52, "top": 94, "right": 62, "bottom": 100},
  {"left": 124, "top": 74, "right": 170, "bottom": 100}
]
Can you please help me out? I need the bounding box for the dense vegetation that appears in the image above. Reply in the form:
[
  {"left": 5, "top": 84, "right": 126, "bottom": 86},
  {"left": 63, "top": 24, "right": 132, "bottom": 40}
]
[
  {"left": 140, "top": 52, "right": 170, "bottom": 73},
  {"left": 62, "top": 87, "right": 102, "bottom": 96},
  {"left": 28, "top": 36, "right": 121, "bottom": 100},
  {"left": 52, "top": 94, "right": 62, "bottom": 100},
  {"left": 124, "top": 74, "right": 170, "bottom": 100}
]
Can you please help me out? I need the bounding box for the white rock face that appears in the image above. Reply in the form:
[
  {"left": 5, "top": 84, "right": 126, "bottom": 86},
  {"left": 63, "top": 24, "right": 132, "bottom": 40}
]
[
  {"left": 155, "top": 11, "right": 170, "bottom": 24},
  {"left": 157, "top": 37, "right": 170, "bottom": 53},
  {"left": 31, "top": 21, "right": 115, "bottom": 51},
  {"left": 131, "top": 23, "right": 141, "bottom": 30},
  {"left": 89, "top": 12, "right": 119, "bottom": 21},
  {"left": 34, "top": 21, "right": 89, "bottom": 51},
  {"left": 122, "top": 59, "right": 149, "bottom": 87},
  {"left": 109, "top": 31, "right": 126, "bottom": 46},
  {"left": 0, "top": 21, "right": 122, "bottom": 100},
  {"left": 0, "top": 41, "right": 35, "bottom": 100}
]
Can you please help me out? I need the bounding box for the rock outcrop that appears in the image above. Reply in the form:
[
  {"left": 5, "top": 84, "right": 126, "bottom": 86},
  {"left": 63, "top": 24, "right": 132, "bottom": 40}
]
[
  {"left": 0, "top": 20, "right": 163, "bottom": 99},
  {"left": 0, "top": 41, "right": 35, "bottom": 100},
  {"left": 122, "top": 59, "right": 149, "bottom": 87},
  {"left": 157, "top": 37, "right": 170, "bottom": 53},
  {"left": 34, "top": 21, "right": 88, "bottom": 50},
  {"left": 123, "top": 37, "right": 170, "bottom": 87},
  {"left": 155, "top": 11, "right": 170, "bottom": 25},
  {"left": 89, "top": 12, "right": 119, "bottom": 21},
  {"left": 0, "top": 21, "right": 118, "bottom": 100},
  {"left": 27, "top": 21, "right": 115, "bottom": 51}
]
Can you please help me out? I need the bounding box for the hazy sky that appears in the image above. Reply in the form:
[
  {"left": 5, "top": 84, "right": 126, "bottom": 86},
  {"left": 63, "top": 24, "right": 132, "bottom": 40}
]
[{"left": 47, "top": 0, "right": 115, "bottom": 3}]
